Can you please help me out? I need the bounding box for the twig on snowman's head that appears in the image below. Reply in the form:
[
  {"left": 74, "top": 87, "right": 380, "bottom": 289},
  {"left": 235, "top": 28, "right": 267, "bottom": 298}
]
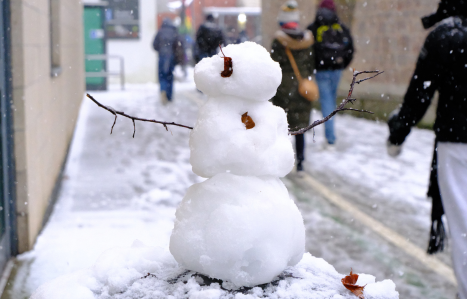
[
  {"left": 289, "top": 70, "right": 383, "bottom": 136},
  {"left": 86, "top": 94, "right": 193, "bottom": 138},
  {"left": 219, "top": 44, "right": 233, "bottom": 78},
  {"left": 219, "top": 44, "right": 226, "bottom": 57}
]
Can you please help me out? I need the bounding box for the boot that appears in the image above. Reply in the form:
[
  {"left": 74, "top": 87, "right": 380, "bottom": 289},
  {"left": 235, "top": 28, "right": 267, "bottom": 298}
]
[{"left": 296, "top": 157, "right": 304, "bottom": 172}]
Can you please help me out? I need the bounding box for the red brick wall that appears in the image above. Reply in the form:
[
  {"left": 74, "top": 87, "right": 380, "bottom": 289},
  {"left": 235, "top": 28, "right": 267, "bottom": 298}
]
[
  {"left": 344, "top": 0, "right": 439, "bottom": 99},
  {"left": 191, "top": 0, "right": 238, "bottom": 33},
  {"left": 157, "top": 12, "right": 179, "bottom": 29}
]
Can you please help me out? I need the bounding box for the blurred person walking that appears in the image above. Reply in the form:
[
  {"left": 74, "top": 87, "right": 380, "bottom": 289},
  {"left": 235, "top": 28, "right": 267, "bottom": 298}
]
[
  {"left": 225, "top": 27, "right": 241, "bottom": 45},
  {"left": 271, "top": 0, "right": 315, "bottom": 172},
  {"left": 238, "top": 30, "right": 249, "bottom": 43},
  {"left": 153, "top": 18, "right": 184, "bottom": 104},
  {"left": 386, "top": 1, "right": 467, "bottom": 298},
  {"left": 307, "top": 0, "right": 354, "bottom": 148},
  {"left": 194, "top": 14, "right": 224, "bottom": 63}
]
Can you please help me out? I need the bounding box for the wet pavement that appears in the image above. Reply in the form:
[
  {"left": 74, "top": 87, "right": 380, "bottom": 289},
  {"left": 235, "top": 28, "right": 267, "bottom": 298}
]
[
  {"left": 1, "top": 83, "right": 458, "bottom": 299},
  {"left": 285, "top": 174, "right": 456, "bottom": 299}
]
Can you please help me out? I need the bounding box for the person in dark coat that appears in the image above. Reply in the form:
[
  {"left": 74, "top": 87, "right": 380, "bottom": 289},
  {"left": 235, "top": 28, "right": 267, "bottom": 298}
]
[
  {"left": 153, "top": 18, "right": 183, "bottom": 104},
  {"left": 194, "top": 14, "right": 224, "bottom": 63},
  {"left": 387, "top": 1, "right": 467, "bottom": 297},
  {"left": 307, "top": 0, "right": 354, "bottom": 148},
  {"left": 271, "top": 0, "right": 315, "bottom": 172}
]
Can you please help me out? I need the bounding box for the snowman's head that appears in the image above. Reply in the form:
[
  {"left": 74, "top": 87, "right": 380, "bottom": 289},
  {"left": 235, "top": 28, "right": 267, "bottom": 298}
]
[{"left": 194, "top": 42, "right": 282, "bottom": 102}]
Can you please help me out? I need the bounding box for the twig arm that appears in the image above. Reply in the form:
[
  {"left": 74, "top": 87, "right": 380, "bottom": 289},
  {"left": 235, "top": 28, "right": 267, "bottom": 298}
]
[
  {"left": 289, "top": 70, "right": 383, "bottom": 135},
  {"left": 86, "top": 93, "right": 193, "bottom": 138},
  {"left": 88, "top": 69, "right": 383, "bottom": 138}
]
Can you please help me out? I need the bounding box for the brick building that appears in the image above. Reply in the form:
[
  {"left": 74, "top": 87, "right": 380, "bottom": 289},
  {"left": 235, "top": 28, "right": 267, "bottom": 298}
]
[
  {"left": 158, "top": 0, "right": 261, "bottom": 44},
  {"left": 262, "top": 0, "right": 440, "bottom": 125},
  {"left": 344, "top": 0, "right": 439, "bottom": 123}
]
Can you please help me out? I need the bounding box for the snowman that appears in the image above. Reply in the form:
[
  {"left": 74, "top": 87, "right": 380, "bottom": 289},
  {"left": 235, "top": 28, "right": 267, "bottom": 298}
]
[{"left": 169, "top": 42, "right": 306, "bottom": 287}]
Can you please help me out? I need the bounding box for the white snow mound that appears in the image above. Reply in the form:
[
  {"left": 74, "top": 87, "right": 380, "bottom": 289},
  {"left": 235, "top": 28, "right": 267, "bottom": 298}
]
[
  {"left": 30, "top": 247, "right": 399, "bottom": 299},
  {"left": 169, "top": 173, "right": 305, "bottom": 287},
  {"left": 29, "top": 269, "right": 98, "bottom": 299},
  {"left": 92, "top": 240, "right": 178, "bottom": 295},
  {"left": 190, "top": 96, "right": 294, "bottom": 178},
  {"left": 194, "top": 42, "right": 282, "bottom": 101}
]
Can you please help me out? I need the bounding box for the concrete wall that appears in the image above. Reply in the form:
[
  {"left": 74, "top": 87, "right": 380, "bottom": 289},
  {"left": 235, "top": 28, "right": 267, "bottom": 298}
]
[
  {"left": 107, "top": 0, "right": 157, "bottom": 84},
  {"left": 10, "top": 0, "right": 84, "bottom": 252},
  {"left": 262, "top": 0, "right": 441, "bottom": 125}
]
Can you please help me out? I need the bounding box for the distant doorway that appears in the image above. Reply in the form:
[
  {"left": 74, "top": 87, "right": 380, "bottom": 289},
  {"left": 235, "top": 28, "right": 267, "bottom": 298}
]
[{"left": 84, "top": 5, "right": 107, "bottom": 91}]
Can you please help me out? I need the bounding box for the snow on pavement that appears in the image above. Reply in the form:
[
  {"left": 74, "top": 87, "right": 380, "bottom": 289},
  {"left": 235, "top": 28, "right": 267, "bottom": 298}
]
[
  {"left": 284, "top": 109, "right": 455, "bottom": 299},
  {"left": 3, "top": 81, "right": 454, "bottom": 299},
  {"left": 6, "top": 82, "right": 201, "bottom": 298},
  {"left": 302, "top": 109, "right": 451, "bottom": 262}
]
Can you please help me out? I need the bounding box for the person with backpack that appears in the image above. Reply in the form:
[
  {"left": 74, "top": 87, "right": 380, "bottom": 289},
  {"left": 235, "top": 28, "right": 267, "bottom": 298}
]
[
  {"left": 270, "top": 0, "right": 315, "bottom": 172},
  {"left": 387, "top": 1, "right": 467, "bottom": 297},
  {"left": 194, "top": 14, "right": 224, "bottom": 63},
  {"left": 153, "top": 18, "right": 185, "bottom": 104},
  {"left": 307, "top": 0, "right": 354, "bottom": 148}
]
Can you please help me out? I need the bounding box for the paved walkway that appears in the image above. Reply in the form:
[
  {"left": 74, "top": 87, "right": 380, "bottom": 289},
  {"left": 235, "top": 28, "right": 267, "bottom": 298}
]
[{"left": 1, "top": 83, "right": 457, "bottom": 299}]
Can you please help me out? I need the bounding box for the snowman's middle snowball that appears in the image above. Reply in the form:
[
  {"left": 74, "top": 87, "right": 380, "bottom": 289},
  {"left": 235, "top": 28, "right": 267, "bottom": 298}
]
[
  {"left": 169, "top": 173, "right": 305, "bottom": 287},
  {"left": 189, "top": 96, "right": 295, "bottom": 178}
]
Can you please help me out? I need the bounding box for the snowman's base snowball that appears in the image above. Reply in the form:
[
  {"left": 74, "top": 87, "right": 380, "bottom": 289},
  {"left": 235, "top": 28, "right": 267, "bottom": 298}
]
[
  {"left": 30, "top": 246, "right": 399, "bottom": 299},
  {"left": 169, "top": 173, "right": 305, "bottom": 287}
]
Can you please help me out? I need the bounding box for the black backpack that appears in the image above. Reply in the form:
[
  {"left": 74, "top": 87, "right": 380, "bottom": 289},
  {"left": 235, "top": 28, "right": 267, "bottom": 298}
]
[{"left": 314, "top": 23, "right": 352, "bottom": 68}]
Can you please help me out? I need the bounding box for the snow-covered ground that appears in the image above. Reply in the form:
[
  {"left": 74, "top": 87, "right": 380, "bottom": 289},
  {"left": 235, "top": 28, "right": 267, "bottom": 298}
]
[
  {"left": 286, "top": 110, "right": 456, "bottom": 299},
  {"left": 3, "top": 78, "right": 456, "bottom": 298}
]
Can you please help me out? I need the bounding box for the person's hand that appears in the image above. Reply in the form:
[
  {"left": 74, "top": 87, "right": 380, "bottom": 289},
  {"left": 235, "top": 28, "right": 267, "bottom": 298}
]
[{"left": 386, "top": 139, "right": 402, "bottom": 157}]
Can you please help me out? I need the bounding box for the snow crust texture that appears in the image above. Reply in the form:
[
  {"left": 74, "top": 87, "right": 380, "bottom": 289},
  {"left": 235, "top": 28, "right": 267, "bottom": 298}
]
[
  {"left": 170, "top": 174, "right": 305, "bottom": 286},
  {"left": 30, "top": 244, "right": 399, "bottom": 299}
]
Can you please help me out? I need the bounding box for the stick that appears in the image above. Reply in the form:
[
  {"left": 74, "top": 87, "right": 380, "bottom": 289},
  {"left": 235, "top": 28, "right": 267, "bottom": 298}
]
[
  {"left": 289, "top": 70, "right": 383, "bottom": 135},
  {"left": 88, "top": 70, "right": 383, "bottom": 138},
  {"left": 86, "top": 93, "right": 193, "bottom": 138}
]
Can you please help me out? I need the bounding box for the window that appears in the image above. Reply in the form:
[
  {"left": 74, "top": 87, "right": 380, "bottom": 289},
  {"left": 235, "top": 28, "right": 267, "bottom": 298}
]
[{"left": 50, "top": 0, "right": 61, "bottom": 77}]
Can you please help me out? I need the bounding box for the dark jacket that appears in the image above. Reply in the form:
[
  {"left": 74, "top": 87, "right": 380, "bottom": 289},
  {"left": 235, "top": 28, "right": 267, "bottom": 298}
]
[
  {"left": 195, "top": 21, "right": 224, "bottom": 56},
  {"left": 388, "top": 16, "right": 467, "bottom": 145},
  {"left": 307, "top": 8, "right": 354, "bottom": 71},
  {"left": 270, "top": 30, "right": 315, "bottom": 130},
  {"left": 153, "top": 20, "right": 180, "bottom": 58}
]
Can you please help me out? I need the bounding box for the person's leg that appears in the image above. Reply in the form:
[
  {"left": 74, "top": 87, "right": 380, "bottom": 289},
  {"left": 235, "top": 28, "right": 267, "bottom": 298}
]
[
  {"left": 316, "top": 71, "right": 336, "bottom": 144},
  {"left": 166, "top": 56, "right": 176, "bottom": 101},
  {"left": 330, "top": 70, "right": 342, "bottom": 104},
  {"left": 158, "top": 57, "right": 169, "bottom": 94},
  {"left": 438, "top": 142, "right": 467, "bottom": 299},
  {"left": 295, "top": 134, "right": 305, "bottom": 171}
]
